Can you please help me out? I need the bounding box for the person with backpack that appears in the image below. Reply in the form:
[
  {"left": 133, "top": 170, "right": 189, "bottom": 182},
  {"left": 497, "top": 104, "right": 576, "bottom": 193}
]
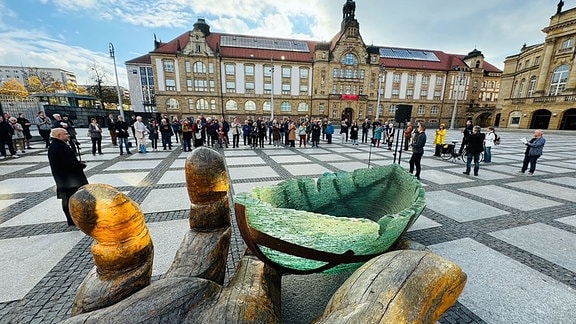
[{"left": 484, "top": 126, "right": 497, "bottom": 163}]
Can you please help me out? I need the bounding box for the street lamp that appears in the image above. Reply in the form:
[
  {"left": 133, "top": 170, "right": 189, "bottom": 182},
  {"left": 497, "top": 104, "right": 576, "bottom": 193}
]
[
  {"left": 450, "top": 67, "right": 465, "bottom": 130},
  {"left": 270, "top": 55, "right": 285, "bottom": 122},
  {"left": 109, "top": 42, "right": 124, "bottom": 119},
  {"left": 375, "top": 65, "right": 385, "bottom": 121}
]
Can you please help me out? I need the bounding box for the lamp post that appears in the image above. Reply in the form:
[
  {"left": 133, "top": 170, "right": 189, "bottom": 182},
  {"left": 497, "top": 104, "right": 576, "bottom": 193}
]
[
  {"left": 375, "top": 65, "right": 385, "bottom": 121},
  {"left": 450, "top": 67, "right": 465, "bottom": 130},
  {"left": 109, "top": 42, "right": 124, "bottom": 119}
]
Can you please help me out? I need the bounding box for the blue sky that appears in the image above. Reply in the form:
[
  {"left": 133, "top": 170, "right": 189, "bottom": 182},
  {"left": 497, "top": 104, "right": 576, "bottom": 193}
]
[{"left": 0, "top": 0, "right": 568, "bottom": 88}]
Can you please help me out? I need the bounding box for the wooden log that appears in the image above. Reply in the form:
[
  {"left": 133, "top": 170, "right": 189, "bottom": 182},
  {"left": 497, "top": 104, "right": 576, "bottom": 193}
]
[
  {"left": 189, "top": 253, "right": 282, "bottom": 323},
  {"left": 319, "top": 250, "right": 467, "bottom": 324},
  {"left": 69, "top": 184, "right": 153, "bottom": 315}
]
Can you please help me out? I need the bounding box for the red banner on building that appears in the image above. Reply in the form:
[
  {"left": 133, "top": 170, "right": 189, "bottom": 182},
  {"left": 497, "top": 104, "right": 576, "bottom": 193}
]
[{"left": 341, "top": 94, "right": 359, "bottom": 101}]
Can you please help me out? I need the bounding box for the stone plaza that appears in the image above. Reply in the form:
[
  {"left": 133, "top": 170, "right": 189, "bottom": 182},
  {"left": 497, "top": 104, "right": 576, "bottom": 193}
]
[{"left": 0, "top": 128, "right": 575, "bottom": 323}]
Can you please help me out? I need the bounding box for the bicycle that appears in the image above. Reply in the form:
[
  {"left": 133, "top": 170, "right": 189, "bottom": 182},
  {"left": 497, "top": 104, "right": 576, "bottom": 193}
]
[{"left": 440, "top": 141, "right": 483, "bottom": 163}]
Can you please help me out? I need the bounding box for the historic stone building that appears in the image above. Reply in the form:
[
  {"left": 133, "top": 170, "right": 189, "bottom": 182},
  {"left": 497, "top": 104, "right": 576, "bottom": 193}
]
[
  {"left": 498, "top": 1, "right": 576, "bottom": 130},
  {"left": 126, "top": 0, "right": 501, "bottom": 128}
]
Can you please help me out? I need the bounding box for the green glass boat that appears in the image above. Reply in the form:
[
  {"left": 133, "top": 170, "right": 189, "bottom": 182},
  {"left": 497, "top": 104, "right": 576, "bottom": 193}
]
[{"left": 234, "top": 163, "right": 426, "bottom": 274}]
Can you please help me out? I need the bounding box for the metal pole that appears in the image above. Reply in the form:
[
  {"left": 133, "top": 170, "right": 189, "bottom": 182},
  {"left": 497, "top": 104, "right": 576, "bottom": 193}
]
[
  {"left": 109, "top": 42, "right": 124, "bottom": 119},
  {"left": 450, "top": 68, "right": 463, "bottom": 130},
  {"left": 270, "top": 57, "right": 274, "bottom": 122}
]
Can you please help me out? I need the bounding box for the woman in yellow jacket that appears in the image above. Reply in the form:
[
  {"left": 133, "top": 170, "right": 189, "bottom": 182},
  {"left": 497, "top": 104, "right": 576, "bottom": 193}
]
[{"left": 434, "top": 123, "right": 447, "bottom": 156}]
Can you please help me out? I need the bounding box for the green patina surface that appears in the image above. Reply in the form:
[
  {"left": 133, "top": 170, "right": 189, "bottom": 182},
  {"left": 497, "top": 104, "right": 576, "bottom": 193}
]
[{"left": 234, "top": 163, "right": 426, "bottom": 273}]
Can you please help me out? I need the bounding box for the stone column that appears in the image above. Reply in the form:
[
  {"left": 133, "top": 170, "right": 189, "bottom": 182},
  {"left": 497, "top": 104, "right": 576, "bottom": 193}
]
[{"left": 534, "top": 38, "right": 556, "bottom": 96}]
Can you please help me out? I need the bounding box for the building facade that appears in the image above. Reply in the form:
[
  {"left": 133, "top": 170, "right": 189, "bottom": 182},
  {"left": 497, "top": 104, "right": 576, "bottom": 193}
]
[
  {"left": 498, "top": 1, "right": 576, "bottom": 130},
  {"left": 126, "top": 0, "right": 501, "bottom": 128},
  {"left": 0, "top": 65, "right": 77, "bottom": 88}
]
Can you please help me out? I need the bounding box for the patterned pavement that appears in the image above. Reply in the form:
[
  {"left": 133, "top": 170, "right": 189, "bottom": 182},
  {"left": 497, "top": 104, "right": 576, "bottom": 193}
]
[{"left": 0, "top": 128, "right": 575, "bottom": 324}]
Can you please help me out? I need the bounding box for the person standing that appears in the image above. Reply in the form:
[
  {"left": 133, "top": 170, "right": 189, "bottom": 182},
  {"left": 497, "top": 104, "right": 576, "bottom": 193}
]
[
  {"left": 171, "top": 117, "right": 182, "bottom": 144},
  {"left": 88, "top": 118, "right": 103, "bottom": 155},
  {"left": 458, "top": 120, "right": 473, "bottom": 155},
  {"left": 48, "top": 128, "right": 88, "bottom": 226},
  {"left": 350, "top": 120, "right": 359, "bottom": 145},
  {"left": 116, "top": 115, "right": 132, "bottom": 155},
  {"left": 272, "top": 122, "right": 281, "bottom": 147},
  {"left": 242, "top": 120, "right": 251, "bottom": 146},
  {"left": 483, "top": 126, "right": 496, "bottom": 163},
  {"left": 17, "top": 113, "right": 33, "bottom": 149},
  {"left": 361, "top": 118, "right": 371, "bottom": 143},
  {"left": 35, "top": 111, "right": 52, "bottom": 148},
  {"left": 159, "top": 118, "right": 174, "bottom": 150},
  {"left": 325, "top": 121, "right": 334, "bottom": 144},
  {"left": 129, "top": 114, "right": 138, "bottom": 138},
  {"left": 0, "top": 115, "right": 18, "bottom": 159},
  {"left": 134, "top": 116, "right": 148, "bottom": 153},
  {"left": 409, "top": 124, "right": 427, "bottom": 180},
  {"left": 340, "top": 118, "right": 349, "bottom": 143},
  {"left": 403, "top": 122, "right": 413, "bottom": 151},
  {"left": 288, "top": 121, "right": 297, "bottom": 147},
  {"left": 385, "top": 123, "right": 395, "bottom": 150},
  {"left": 106, "top": 113, "right": 117, "bottom": 146},
  {"left": 519, "top": 129, "right": 546, "bottom": 176},
  {"left": 230, "top": 118, "right": 242, "bottom": 148},
  {"left": 433, "top": 123, "right": 447, "bottom": 157},
  {"left": 9, "top": 117, "right": 25, "bottom": 154},
  {"left": 462, "top": 126, "right": 485, "bottom": 176},
  {"left": 147, "top": 118, "right": 159, "bottom": 151},
  {"left": 372, "top": 124, "right": 383, "bottom": 147},
  {"left": 311, "top": 119, "right": 322, "bottom": 147}
]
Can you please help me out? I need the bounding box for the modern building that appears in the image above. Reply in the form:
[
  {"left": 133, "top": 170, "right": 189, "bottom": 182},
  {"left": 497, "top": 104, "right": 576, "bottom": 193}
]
[
  {"left": 498, "top": 1, "right": 576, "bottom": 130},
  {"left": 126, "top": 0, "right": 502, "bottom": 128},
  {"left": 0, "top": 65, "right": 77, "bottom": 87}
]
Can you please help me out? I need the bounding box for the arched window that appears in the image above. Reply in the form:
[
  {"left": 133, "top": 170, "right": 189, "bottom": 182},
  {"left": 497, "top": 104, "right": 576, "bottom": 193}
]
[
  {"left": 430, "top": 105, "right": 438, "bottom": 115},
  {"left": 193, "top": 62, "right": 206, "bottom": 73},
  {"left": 417, "top": 105, "right": 425, "bottom": 115},
  {"left": 245, "top": 100, "right": 256, "bottom": 111},
  {"left": 167, "top": 98, "right": 179, "bottom": 110},
  {"left": 263, "top": 101, "right": 271, "bottom": 111},
  {"left": 196, "top": 99, "right": 208, "bottom": 110},
  {"left": 518, "top": 78, "right": 526, "bottom": 97},
  {"left": 549, "top": 65, "right": 569, "bottom": 96},
  {"left": 528, "top": 76, "right": 537, "bottom": 96},
  {"left": 280, "top": 101, "right": 292, "bottom": 112},
  {"left": 297, "top": 102, "right": 309, "bottom": 112},
  {"left": 225, "top": 100, "right": 238, "bottom": 110},
  {"left": 340, "top": 53, "right": 359, "bottom": 66}
]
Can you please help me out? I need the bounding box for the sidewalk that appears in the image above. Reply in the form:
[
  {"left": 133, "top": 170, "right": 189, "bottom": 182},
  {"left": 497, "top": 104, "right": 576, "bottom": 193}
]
[{"left": 0, "top": 129, "right": 575, "bottom": 323}]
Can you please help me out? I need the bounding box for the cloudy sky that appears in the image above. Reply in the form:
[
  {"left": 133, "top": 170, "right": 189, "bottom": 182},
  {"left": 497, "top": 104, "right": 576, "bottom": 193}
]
[{"left": 0, "top": 0, "right": 568, "bottom": 88}]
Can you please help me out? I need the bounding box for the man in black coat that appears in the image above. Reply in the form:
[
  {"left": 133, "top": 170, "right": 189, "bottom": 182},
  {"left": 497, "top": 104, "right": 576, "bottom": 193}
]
[
  {"left": 463, "top": 125, "right": 485, "bottom": 176},
  {"left": 48, "top": 128, "right": 88, "bottom": 226}
]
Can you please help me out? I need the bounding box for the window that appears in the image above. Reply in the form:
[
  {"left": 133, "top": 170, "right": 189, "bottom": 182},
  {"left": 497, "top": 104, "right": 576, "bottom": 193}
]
[
  {"left": 420, "top": 89, "right": 428, "bottom": 98},
  {"left": 225, "top": 64, "right": 235, "bottom": 75},
  {"left": 245, "top": 100, "right": 256, "bottom": 111},
  {"left": 333, "top": 68, "right": 338, "bottom": 78},
  {"left": 263, "top": 101, "right": 271, "bottom": 111},
  {"left": 185, "top": 61, "right": 191, "bottom": 73},
  {"left": 319, "top": 103, "right": 325, "bottom": 113},
  {"left": 299, "top": 84, "right": 308, "bottom": 94},
  {"left": 388, "top": 105, "right": 397, "bottom": 114},
  {"left": 300, "top": 67, "right": 309, "bottom": 79},
  {"left": 434, "top": 90, "right": 441, "bottom": 100},
  {"left": 436, "top": 76, "right": 444, "bottom": 86},
  {"left": 188, "top": 99, "right": 194, "bottom": 111},
  {"left": 298, "top": 102, "right": 309, "bottom": 112},
  {"left": 422, "top": 75, "right": 429, "bottom": 84},
  {"left": 345, "top": 69, "right": 352, "bottom": 78},
  {"left": 209, "top": 80, "right": 215, "bottom": 92},
  {"left": 406, "top": 89, "right": 414, "bottom": 98},
  {"left": 165, "top": 79, "right": 176, "bottom": 91},
  {"left": 518, "top": 78, "right": 526, "bottom": 97},
  {"left": 282, "top": 66, "right": 291, "bottom": 78},
  {"left": 208, "top": 63, "right": 214, "bottom": 74},
  {"left": 534, "top": 56, "right": 540, "bottom": 66},
  {"left": 196, "top": 99, "right": 209, "bottom": 110},
  {"left": 225, "top": 100, "right": 238, "bottom": 110},
  {"left": 264, "top": 82, "right": 272, "bottom": 94},
  {"left": 186, "top": 79, "right": 193, "bottom": 91},
  {"left": 511, "top": 117, "right": 520, "bottom": 125},
  {"left": 360, "top": 70, "right": 365, "bottom": 79},
  {"left": 264, "top": 66, "right": 272, "bottom": 77},
  {"left": 245, "top": 64, "right": 254, "bottom": 76},
  {"left": 226, "top": 81, "right": 236, "bottom": 93},
  {"left": 561, "top": 38, "right": 574, "bottom": 49},
  {"left": 167, "top": 98, "right": 179, "bottom": 110},
  {"left": 417, "top": 105, "right": 425, "bottom": 115},
  {"left": 549, "top": 65, "right": 569, "bottom": 96},
  {"left": 341, "top": 53, "right": 359, "bottom": 65},
  {"left": 392, "top": 88, "right": 399, "bottom": 98},
  {"left": 193, "top": 62, "right": 206, "bottom": 73},
  {"left": 210, "top": 99, "right": 216, "bottom": 110},
  {"left": 245, "top": 82, "right": 255, "bottom": 93},
  {"left": 195, "top": 79, "right": 208, "bottom": 92},
  {"left": 163, "top": 60, "right": 174, "bottom": 72},
  {"left": 431, "top": 105, "right": 438, "bottom": 115},
  {"left": 393, "top": 73, "right": 401, "bottom": 83},
  {"left": 282, "top": 83, "right": 290, "bottom": 94},
  {"left": 528, "top": 76, "right": 537, "bottom": 96},
  {"left": 407, "top": 74, "right": 415, "bottom": 84},
  {"left": 280, "top": 101, "right": 292, "bottom": 112}
]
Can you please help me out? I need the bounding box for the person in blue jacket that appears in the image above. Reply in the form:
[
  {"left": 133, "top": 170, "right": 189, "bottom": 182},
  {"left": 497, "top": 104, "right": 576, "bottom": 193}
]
[
  {"left": 325, "top": 121, "right": 334, "bottom": 144},
  {"left": 519, "top": 129, "right": 546, "bottom": 176}
]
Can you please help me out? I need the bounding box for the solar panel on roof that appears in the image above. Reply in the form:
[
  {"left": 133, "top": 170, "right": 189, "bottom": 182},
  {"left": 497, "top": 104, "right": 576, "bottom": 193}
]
[
  {"left": 379, "top": 47, "right": 440, "bottom": 62},
  {"left": 221, "top": 35, "right": 310, "bottom": 52}
]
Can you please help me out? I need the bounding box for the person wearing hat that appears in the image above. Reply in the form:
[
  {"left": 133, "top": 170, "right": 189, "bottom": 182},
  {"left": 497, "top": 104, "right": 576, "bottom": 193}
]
[{"left": 433, "top": 123, "right": 447, "bottom": 157}]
